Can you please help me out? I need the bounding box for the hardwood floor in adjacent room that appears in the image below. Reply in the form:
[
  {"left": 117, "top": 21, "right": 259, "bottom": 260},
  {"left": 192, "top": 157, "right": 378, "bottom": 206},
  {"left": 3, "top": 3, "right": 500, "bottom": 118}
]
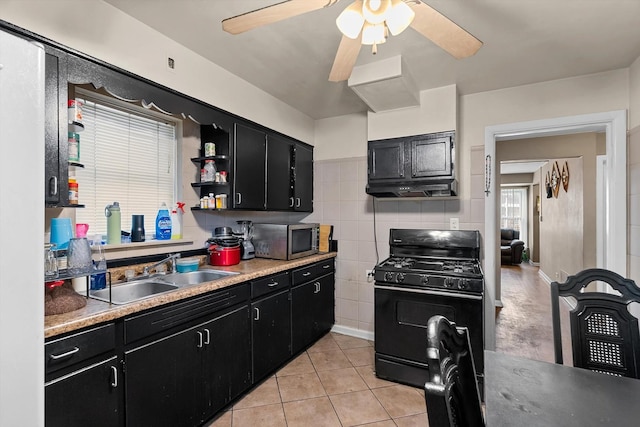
[{"left": 496, "top": 263, "right": 572, "bottom": 364}]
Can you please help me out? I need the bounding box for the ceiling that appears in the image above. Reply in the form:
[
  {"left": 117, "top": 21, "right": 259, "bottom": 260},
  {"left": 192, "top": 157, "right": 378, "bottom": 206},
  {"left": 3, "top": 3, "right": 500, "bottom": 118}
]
[
  {"left": 103, "top": 0, "right": 640, "bottom": 120},
  {"left": 500, "top": 161, "right": 547, "bottom": 175}
]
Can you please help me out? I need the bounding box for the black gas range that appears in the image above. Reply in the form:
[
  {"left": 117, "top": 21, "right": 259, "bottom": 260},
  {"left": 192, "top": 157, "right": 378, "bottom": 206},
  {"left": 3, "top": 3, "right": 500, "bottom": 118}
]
[{"left": 374, "top": 229, "right": 485, "bottom": 393}]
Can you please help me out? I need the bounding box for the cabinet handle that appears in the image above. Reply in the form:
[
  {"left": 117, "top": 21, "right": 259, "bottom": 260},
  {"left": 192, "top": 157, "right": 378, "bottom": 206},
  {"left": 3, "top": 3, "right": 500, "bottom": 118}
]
[
  {"left": 254, "top": 307, "right": 260, "bottom": 321},
  {"left": 49, "top": 346, "right": 79, "bottom": 360},
  {"left": 268, "top": 281, "right": 279, "bottom": 287},
  {"left": 296, "top": 198, "right": 301, "bottom": 208},
  {"left": 49, "top": 176, "right": 58, "bottom": 196},
  {"left": 322, "top": 265, "right": 330, "bottom": 269},
  {"left": 110, "top": 366, "right": 118, "bottom": 388},
  {"left": 289, "top": 197, "right": 294, "bottom": 208},
  {"left": 302, "top": 272, "right": 311, "bottom": 277},
  {"left": 196, "top": 331, "right": 204, "bottom": 348},
  {"left": 236, "top": 192, "right": 242, "bottom": 205},
  {"left": 314, "top": 282, "right": 321, "bottom": 294},
  {"left": 203, "top": 328, "right": 210, "bottom": 345}
]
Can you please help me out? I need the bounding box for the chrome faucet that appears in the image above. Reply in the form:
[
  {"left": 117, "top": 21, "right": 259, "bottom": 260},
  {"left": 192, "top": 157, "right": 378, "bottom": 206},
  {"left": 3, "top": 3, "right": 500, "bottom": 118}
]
[{"left": 142, "top": 253, "right": 181, "bottom": 276}]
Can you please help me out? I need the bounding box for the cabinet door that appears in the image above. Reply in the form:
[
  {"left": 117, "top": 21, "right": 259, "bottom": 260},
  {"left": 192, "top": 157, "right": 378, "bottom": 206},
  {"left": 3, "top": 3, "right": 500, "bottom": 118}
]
[
  {"left": 291, "top": 273, "right": 335, "bottom": 354},
  {"left": 44, "top": 48, "right": 69, "bottom": 206},
  {"left": 125, "top": 325, "right": 202, "bottom": 427},
  {"left": 233, "top": 122, "right": 266, "bottom": 209},
  {"left": 410, "top": 133, "right": 453, "bottom": 178},
  {"left": 202, "top": 304, "right": 251, "bottom": 419},
  {"left": 266, "top": 134, "right": 293, "bottom": 210},
  {"left": 252, "top": 290, "right": 292, "bottom": 381},
  {"left": 45, "top": 356, "right": 120, "bottom": 427},
  {"left": 293, "top": 143, "right": 313, "bottom": 212},
  {"left": 368, "top": 139, "right": 406, "bottom": 181}
]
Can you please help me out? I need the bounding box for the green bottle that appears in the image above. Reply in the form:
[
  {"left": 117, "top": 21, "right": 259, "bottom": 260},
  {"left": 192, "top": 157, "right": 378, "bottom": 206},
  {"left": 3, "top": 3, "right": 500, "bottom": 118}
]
[{"left": 105, "top": 202, "right": 121, "bottom": 245}]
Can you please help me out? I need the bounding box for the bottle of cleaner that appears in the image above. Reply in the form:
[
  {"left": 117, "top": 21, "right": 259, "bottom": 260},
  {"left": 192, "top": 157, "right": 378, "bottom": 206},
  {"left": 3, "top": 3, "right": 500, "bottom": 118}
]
[
  {"left": 105, "top": 202, "right": 121, "bottom": 245},
  {"left": 170, "top": 202, "right": 185, "bottom": 240},
  {"left": 155, "top": 202, "right": 172, "bottom": 240}
]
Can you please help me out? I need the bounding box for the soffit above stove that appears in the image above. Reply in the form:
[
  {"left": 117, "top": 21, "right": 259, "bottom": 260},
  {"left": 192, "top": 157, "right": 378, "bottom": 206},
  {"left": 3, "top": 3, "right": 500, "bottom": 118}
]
[{"left": 348, "top": 56, "right": 419, "bottom": 113}]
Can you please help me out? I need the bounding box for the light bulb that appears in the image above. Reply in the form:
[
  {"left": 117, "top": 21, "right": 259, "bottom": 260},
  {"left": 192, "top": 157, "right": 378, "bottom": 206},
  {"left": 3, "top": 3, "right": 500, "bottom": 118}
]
[
  {"left": 336, "top": 1, "right": 365, "bottom": 39},
  {"left": 361, "top": 22, "right": 386, "bottom": 45},
  {"left": 362, "top": 0, "right": 391, "bottom": 25},
  {"left": 386, "top": 0, "right": 415, "bottom": 36}
]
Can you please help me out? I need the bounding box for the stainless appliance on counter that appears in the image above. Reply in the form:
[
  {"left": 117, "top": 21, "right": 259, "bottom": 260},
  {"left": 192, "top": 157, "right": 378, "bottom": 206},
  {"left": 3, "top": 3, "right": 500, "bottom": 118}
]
[
  {"left": 236, "top": 220, "right": 255, "bottom": 260},
  {"left": 252, "top": 223, "right": 319, "bottom": 260},
  {"left": 374, "top": 229, "right": 485, "bottom": 392}
]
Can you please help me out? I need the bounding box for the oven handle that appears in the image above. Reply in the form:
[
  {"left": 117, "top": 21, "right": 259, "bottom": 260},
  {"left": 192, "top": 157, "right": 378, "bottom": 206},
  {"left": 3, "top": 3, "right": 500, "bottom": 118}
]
[{"left": 374, "top": 284, "right": 483, "bottom": 301}]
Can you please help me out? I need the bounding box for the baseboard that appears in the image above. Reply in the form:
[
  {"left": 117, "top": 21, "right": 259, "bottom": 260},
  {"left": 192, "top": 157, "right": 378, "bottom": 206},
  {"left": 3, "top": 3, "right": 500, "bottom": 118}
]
[
  {"left": 538, "top": 270, "right": 553, "bottom": 284},
  {"left": 331, "top": 324, "right": 375, "bottom": 342},
  {"left": 529, "top": 260, "right": 540, "bottom": 266},
  {"left": 495, "top": 299, "right": 504, "bottom": 308}
]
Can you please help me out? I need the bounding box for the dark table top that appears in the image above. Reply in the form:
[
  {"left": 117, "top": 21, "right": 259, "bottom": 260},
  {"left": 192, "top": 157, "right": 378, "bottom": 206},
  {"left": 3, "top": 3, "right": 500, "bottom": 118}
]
[{"left": 484, "top": 350, "right": 640, "bottom": 426}]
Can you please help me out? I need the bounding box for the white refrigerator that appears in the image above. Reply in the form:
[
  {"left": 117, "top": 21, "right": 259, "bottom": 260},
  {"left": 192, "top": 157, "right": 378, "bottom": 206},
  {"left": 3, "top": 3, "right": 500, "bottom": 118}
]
[{"left": 0, "top": 28, "right": 45, "bottom": 426}]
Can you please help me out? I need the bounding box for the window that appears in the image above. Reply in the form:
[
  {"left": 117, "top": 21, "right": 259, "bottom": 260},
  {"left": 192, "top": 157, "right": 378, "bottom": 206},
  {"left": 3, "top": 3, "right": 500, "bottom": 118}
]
[
  {"left": 75, "top": 93, "right": 178, "bottom": 238},
  {"left": 501, "top": 187, "right": 528, "bottom": 245}
]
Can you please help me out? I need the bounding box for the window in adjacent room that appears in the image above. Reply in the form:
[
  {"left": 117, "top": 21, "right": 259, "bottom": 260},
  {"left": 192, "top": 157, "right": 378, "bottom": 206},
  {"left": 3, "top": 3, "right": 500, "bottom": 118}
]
[
  {"left": 501, "top": 187, "right": 528, "bottom": 246},
  {"left": 74, "top": 90, "right": 179, "bottom": 239}
]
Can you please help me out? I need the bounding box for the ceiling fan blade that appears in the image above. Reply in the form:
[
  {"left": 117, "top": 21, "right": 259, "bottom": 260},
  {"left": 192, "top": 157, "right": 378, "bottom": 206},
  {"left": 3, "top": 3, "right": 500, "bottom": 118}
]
[
  {"left": 409, "top": 1, "right": 482, "bottom": 59},
  {"left": 223, "top": 0, "right": 341, "bottom": 34},
  {"left": 329, "top": 35, "right": 362, "bottom": 82}
]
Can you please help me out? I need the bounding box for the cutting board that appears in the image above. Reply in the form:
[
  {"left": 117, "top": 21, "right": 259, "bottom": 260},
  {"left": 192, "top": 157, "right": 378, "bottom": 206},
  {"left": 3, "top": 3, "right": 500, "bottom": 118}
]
[{"left": 319, "top": 224, "right": 333, "bottom": 253}]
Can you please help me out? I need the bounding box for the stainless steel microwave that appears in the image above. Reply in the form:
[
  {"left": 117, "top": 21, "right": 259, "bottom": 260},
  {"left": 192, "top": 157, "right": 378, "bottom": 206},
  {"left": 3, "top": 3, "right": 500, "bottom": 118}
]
[{"left": 252, "top": 223, "right": 319, "bottom": 260}]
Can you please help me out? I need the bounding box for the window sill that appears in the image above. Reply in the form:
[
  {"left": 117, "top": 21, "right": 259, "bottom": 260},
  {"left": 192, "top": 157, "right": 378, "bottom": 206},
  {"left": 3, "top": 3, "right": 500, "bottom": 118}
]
[{"left": 102, "top": 238, "right": 194, "bottom": 252}]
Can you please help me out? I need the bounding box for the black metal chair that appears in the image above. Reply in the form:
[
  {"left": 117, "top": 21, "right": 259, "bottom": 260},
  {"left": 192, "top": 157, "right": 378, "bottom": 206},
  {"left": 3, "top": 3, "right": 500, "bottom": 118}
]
[
  {"left": 550, "top": 268, "right": 640, "bottom": 378},
  {"left": 424, "top": 315, "right": 484, "bottom": 427}
]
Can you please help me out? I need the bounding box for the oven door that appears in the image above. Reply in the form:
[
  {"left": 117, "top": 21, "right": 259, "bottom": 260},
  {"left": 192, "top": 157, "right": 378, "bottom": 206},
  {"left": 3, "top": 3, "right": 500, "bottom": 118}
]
[{"left": 374, "top": 285, "right": 484, "bottom": 384}]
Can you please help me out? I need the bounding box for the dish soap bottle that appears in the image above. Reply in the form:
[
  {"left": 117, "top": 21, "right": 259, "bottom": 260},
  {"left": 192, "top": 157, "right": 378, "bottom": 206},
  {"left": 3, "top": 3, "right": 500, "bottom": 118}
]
[{"left": 155, "top": 202, "right": 172, "bottom": 240}]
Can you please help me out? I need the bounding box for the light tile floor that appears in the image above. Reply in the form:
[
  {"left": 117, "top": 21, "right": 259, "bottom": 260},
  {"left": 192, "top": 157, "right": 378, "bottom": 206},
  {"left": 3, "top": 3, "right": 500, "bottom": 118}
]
[{"left": 206, "top": 332, "right": 428, "bottom": 427}]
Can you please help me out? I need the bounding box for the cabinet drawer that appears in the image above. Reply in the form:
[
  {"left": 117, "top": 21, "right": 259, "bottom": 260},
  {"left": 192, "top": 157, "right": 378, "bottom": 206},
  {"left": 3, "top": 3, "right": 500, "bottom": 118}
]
[
  {"left": 251, "top": 272, "right": 289, "bottom": 299},
  {"left": 125, "top": 283, "right": 249, "bottom": 344},
  {"left": 292, "top": 259, "right": 335, "bottom": 286},
  {"left": 45, "top": 323, "right": 116, "bottom": 375}
]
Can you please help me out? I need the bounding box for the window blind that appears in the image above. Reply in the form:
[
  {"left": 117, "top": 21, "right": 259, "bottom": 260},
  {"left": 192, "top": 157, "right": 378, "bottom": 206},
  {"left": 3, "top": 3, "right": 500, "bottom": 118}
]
[{"left": 75, "top": 98, "right": 177, "bottom": 239}]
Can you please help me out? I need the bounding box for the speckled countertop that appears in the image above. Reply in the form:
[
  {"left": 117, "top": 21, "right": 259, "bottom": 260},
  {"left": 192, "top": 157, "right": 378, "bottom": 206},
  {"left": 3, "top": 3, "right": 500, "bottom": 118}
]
[{"left": 45, "top": 253, "right": 337, "bottom": 339}]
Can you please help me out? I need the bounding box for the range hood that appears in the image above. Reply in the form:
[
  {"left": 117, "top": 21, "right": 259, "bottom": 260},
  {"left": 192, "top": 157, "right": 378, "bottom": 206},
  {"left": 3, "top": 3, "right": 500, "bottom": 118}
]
[{"left": 366, "top": 179, "right": 457, "bottom": 198}]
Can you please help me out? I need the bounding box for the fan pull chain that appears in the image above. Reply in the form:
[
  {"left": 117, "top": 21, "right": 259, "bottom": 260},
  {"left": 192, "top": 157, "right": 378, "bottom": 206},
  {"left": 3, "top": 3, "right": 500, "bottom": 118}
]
[{"left": 372, "top": 43, "right": 378, "bottom": 54}]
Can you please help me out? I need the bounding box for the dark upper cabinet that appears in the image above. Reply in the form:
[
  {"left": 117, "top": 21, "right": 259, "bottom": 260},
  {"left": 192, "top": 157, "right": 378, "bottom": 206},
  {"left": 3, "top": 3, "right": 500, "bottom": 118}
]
[
  {"left": 266, "top": 134, "right": 293, "bottom": 210},
  {"left": 233, "top": 123, "right": 267, "bottom": 209},
  {"left": 266, "top": 134, "right": 313, "bottom": 212},
  {"left": 368, "top": 131, "right": 455, "bottom": 182},
  {"left": 293, "top": 143, "right": 313, "bottom": 212},
  {"left": 44, "top": 46, "right": 69, "bottom": 206},
  {"left": 368, "top": 139, "right": 405, "bottom": 181}
]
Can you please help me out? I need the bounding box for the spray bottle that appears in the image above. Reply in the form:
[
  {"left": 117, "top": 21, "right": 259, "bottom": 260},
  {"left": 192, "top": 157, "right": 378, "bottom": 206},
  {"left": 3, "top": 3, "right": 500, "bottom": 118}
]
[{"left": 171, "top": 202, "right": 185, "bottom": 240}]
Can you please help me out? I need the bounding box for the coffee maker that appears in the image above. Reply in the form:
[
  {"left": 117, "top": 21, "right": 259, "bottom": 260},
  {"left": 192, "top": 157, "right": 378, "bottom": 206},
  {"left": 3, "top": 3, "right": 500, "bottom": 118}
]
[{"left": 236, "top": 220, "right": 255, "bottom": 260}]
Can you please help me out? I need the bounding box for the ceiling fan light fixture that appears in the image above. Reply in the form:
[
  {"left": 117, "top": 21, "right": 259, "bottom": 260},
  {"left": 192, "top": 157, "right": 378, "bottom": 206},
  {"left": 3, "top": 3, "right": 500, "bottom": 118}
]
[
  {"left": 361, "top": 22, "right": 387, "bottom": 45},
  {"left": 336, "top": 1, "right": 365, "bottom": 39},
  {"left": 362, "top": 0, "right": 392, "bottom": 25},
  {"left": 386, "top": 0, "right": 415, "bottom": 36}
]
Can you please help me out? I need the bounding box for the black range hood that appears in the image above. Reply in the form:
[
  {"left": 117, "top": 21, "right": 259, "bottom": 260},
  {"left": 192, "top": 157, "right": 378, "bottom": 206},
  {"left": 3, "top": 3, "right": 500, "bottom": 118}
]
[{"left": 366, "top": 179, "right": 457, "bottom": 198}]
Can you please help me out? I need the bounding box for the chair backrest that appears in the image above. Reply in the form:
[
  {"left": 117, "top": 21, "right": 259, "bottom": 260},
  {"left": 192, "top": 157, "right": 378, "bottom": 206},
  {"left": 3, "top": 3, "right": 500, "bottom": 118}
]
[
  {"left": 424, "top": 315, "right": 484, "bottom": 427},
  {"left": 550, "top": 268, "right": 640, "bottom": 378}
]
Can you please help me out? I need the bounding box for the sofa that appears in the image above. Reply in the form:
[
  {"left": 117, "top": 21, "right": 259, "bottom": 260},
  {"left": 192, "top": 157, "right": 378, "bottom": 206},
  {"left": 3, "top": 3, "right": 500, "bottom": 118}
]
[{"left": 501, "top": 229, "right": 525, "bottom": 265}]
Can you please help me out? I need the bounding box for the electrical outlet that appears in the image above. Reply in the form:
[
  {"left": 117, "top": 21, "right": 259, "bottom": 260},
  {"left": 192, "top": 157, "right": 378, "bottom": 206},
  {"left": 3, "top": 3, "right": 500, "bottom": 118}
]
[{"left": 450, "top": 217, "right": 459, "bottom": 230}]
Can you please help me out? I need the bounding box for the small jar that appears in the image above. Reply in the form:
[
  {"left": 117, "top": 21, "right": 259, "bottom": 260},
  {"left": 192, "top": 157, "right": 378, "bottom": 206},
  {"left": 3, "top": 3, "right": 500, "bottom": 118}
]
[
  {"left": 204, "top": 142, "right": 216, "bottom": 157},
  {"left": 219, "top": 171, "right": 227, "bottom": 183},
  {"left": 68, "top": 99, "right": 83, "bottom": 124},
  {"left": 68, "top": 178, "right": 79, "bottom": 204}
]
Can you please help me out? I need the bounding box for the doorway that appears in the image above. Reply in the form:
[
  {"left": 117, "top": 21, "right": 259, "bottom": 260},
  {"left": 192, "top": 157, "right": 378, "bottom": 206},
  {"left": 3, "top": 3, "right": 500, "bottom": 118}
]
[{"left": 483, "top": 110, "right": 627, "bottom": 350}]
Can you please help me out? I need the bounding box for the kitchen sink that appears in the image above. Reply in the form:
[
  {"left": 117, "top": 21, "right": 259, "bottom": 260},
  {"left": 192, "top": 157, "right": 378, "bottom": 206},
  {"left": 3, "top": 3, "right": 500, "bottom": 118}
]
[
  {"left": 89, "top": 280, "right": 178, "bottom": 305},
  {"left": 163, "top": 269, "right": 238, "bottom": 286}
]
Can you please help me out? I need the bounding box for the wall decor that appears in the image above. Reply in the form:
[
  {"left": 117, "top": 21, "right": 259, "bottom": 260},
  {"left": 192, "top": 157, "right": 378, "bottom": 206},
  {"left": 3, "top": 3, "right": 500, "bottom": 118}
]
[
  {"left": 551, "top": 161, "right": 561, "bottom": 198},
  {"left": 545, "top": 171, "right": 552, "bottom": 198},
  {"left": 562, "top": 161, "right": 570, "bottom": 192}
]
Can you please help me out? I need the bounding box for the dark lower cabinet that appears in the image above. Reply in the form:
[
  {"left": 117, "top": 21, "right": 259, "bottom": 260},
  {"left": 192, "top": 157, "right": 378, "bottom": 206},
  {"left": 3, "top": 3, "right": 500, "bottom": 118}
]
[
  {"left": 124, "top": 304, "right": 251, "bottom": 427},
  {"left": 252, "top": 289, "right": 292, "bottom": 382},
  {"left": 291, "top": 273, "right": 335, "bottom": 354},
  {"left": 45, "top": 356, "right": 121, "bottom": 427}
]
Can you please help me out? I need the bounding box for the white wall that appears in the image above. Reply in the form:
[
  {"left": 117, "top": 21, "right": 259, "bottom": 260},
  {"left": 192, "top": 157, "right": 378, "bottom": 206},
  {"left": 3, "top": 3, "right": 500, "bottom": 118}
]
[
  {"left": 629, "top": 56, "right": 640, "bottom": 283},
  {"left": 630, "top": 56, "right": 640, "bottom": 129},
  {"left": 314, "top": 113, "right": 368, "bottom": 161}
]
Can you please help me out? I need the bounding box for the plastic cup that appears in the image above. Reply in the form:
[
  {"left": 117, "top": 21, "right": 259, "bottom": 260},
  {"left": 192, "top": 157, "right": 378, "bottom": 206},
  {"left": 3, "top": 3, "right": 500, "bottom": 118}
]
[
  {"left": 50, "top": 218, "right": 73, "bottom": 250},
  {"left": 76, "top": 223, "right": 89, "bottom": 238}
]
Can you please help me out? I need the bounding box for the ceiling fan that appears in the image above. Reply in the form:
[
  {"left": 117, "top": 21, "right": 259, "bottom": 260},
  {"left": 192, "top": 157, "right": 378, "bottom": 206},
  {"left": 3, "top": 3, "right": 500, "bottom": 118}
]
[{"left": 222, "top": 0, "right": 482, "bottom": 82}]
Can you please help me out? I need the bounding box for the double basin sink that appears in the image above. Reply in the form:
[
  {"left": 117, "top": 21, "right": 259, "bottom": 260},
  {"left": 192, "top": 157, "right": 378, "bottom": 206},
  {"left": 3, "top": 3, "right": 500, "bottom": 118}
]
[{"left": 89, "top": 270, "right": 238, "bottom": 305}]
